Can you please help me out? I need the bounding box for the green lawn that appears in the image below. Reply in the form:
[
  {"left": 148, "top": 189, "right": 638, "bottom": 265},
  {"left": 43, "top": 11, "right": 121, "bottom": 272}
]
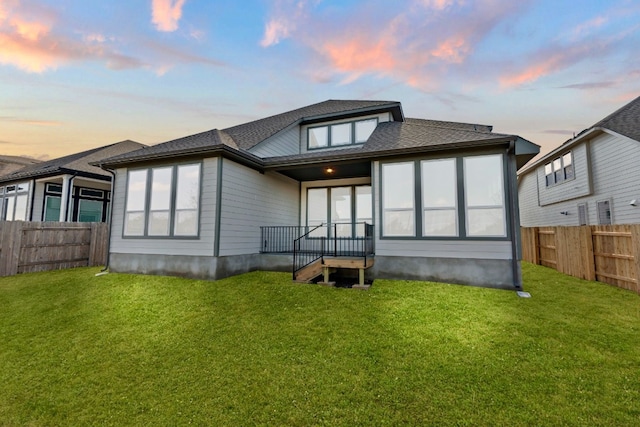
[{"left": 0, "top": 264, "right": 639, "bottom": 426}]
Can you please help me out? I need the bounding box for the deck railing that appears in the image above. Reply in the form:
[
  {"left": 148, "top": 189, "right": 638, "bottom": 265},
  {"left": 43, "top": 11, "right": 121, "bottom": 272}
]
[{"left": 260, "top": 223, "right": 375, "bottom": 279}]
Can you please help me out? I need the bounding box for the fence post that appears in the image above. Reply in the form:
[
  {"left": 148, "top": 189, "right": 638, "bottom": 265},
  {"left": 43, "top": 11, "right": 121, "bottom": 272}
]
[
  {"left": 630, "top": 224, "right": 640, "bottom": 295},
  {"left": 582, "top": 226, "right": 596, "bottom": 282},
  {"left": 532, "top": 227, "right": 540, "bottom": 264}
]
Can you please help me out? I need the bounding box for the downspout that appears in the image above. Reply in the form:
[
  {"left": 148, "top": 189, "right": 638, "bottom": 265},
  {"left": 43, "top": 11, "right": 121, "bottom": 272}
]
[
  {"left": 100, "top": 167, "right": 116, "bottom": 272},
  {"left": 506, "top": 140, "right": 522, "bottom": 290}
]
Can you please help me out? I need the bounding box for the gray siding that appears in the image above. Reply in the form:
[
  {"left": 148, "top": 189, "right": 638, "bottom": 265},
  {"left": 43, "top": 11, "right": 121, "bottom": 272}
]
[
  {"left": 372, "top": 160, "right": 513, "bottom": 261},
  {"left": 249, "top": 126, "right": 300, "bottom": 158},
  {"left": 110, "top": 157, "right": 218, "bottom": 256},
  {"left": 538, "top": 143, "right": 590, "bottom": 206},
  {"left": 218, "top": 159, "right": 299, "bottom": 256},
  {"left": 518, "top": 131, "right": 640, "bottom": 226}
]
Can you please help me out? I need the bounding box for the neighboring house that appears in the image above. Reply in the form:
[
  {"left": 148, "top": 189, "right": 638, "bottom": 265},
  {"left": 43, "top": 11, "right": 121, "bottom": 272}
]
[
  {"left": 0, "top": 155, "right": 41, "bottom": 176},
  {"left": 518, "top": 95, "right": 640, "bottom": 227},
  {"left": 96, "top": 100, "right": 539, "bottom": 289},
  {"left": 0, "top": 140, "right": 146, "bottom": 223}
]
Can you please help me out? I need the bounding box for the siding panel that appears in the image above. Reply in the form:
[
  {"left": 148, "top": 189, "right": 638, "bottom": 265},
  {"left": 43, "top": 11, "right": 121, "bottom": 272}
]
[
  {"left": 218, "top": 159, "right": 299, "bottom": 256},
  {"left": 249, "top": 126, "right": 300, "bottom": 158}
]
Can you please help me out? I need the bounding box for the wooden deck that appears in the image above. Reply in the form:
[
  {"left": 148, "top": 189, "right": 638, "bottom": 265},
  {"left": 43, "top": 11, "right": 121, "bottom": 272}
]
[{"left": 294, "top": 256, "right": 374, "bottom": 288}]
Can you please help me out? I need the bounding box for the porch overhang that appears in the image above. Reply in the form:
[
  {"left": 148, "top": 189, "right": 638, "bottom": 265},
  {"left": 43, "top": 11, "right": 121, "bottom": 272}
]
[{"left": 271, "top": 160, "right": 372, "bottom": 181}]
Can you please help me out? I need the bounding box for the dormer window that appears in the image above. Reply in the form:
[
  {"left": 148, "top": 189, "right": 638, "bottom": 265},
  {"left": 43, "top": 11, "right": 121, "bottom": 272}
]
[{"left": 307, "top": 118, "right": 378, "bottom": 150}]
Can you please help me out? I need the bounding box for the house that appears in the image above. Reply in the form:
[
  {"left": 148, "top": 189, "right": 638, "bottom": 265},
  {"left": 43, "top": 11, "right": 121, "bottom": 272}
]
[
  {"left": 0, "top": 155, "right": 41, "bottom": 176},
  {"left": 0, "top": 140, "right": 146, "bottom": 222},
  {"left": 518, "top": 95, "right": 640, "bottom": 227},
  {"left": 96, "top": 100, "right": 539, "bottom": 289}
]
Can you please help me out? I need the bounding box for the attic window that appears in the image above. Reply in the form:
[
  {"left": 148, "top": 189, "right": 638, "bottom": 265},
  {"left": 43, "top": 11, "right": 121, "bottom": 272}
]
[
  {"left": 308, "top": 118, "right": 378, "bottom": 150},
  {"left": 545, "top": 151, "right": 574, "bottom": 186}
]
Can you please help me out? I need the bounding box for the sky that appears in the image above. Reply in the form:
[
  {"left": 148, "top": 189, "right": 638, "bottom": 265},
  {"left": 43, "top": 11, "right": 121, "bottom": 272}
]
[{"left": 1, "top": 0, "right": 639, "bottom": 162}]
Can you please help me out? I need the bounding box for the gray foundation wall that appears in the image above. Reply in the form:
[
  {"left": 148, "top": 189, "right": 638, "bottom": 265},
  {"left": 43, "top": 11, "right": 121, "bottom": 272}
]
[
  {"left": 110, "top": 252, "right": 519, "bottom": 289},
  {"left": 109, "top": 252, "right": 293, "bottom": 281},
  {"left": 372, "top": 255, "right": 519, "bottom": 289}
]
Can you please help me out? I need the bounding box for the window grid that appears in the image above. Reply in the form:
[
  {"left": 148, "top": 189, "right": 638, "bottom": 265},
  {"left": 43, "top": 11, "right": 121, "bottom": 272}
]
[
  {"left": 545, "top": 151, "right": 574, "bottom": 186},
  {"left": 307, "top": 118, "right": 378, "bottom": 150}
]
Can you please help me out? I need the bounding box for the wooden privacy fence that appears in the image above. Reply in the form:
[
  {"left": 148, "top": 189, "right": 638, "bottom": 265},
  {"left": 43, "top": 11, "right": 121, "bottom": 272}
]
[
  {"left": 0, "top": 221, "right": 108, "bottom": 277},
  {"left": 521, "top": 225, "right": 640, "bottom": 294}
]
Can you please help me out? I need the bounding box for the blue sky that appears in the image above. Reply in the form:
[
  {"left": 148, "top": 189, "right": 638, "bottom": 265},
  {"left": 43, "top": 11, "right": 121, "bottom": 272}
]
[{"left": 1, "top": 0, "right": 639, "bottom": 160}]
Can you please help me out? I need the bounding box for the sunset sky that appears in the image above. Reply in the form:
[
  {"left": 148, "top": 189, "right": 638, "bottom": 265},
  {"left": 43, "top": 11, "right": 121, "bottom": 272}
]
[{"left": 1, "top": 0, "right": 639, "bottom": 161}]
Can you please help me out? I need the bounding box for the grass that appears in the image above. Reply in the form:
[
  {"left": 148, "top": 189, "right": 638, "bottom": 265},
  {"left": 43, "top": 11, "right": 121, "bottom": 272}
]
[{"left": 0, "top": 263, "right": 639, "bottom": 426}]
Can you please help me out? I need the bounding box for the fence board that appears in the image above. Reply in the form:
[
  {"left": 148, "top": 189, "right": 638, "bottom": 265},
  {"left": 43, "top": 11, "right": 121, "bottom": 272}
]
[{"left": 0, "top": 221, "right": 108, "bottom": 277}]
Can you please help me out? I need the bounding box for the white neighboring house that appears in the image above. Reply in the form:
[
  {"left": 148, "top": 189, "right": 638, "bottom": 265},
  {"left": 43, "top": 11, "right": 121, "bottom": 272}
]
[{"left": 518, "top": 95, "right": 640, "bottom": 227}]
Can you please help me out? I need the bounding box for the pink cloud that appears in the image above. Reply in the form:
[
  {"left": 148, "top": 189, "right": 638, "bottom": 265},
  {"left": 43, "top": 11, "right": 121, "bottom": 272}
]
[
  {"left": 151, "top": 0, "right": 187, "bottom": 32},
  {"left": 261, "top": 0, "right": 532, "bottom": 89}
]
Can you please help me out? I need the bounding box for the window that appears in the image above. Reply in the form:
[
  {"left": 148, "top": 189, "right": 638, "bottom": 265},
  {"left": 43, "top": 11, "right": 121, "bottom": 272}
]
[
  {"left": 124, "top": 164, "right": 201, "bottom": 237},
  {"left": 597, "top": 200, "right": 612, "bottom": 225},
  {"left": 355, "top": 186, "right": 372, "bottom": 236},
  {"left": 124, "top": 169, "right": 148, "bottom": 235},
  {"left": 577, "top": 203, "right": 587, "bottom": 226},
  {"left": 421, "top": 159, "right": 457, "bottom": 236},
  {"left": 545, "top": 151, "right": 574, "bottom": 186},
  {"left": 307, "top": 118, "right": 378, "bottom": 150},
  {"left": 3, "top": 182, "right": 29, "bottom": 221},
  {"left": 382, "top": 162, "right": 415, "bottom": 236},
  {"left": 381, "top": 155, "right": 509, "bottom": 239},
  {"left": 306, "top": 185, "right": 372, "bottom": 237},
  {"left": 464, "top": 155, "right": 506, "bottom": 237},
  {"left": 43, "top": 183, "right": 63, "bottom": 222},
  {"left": 77, "top": 199, "right": 103, "bottom": 222}
]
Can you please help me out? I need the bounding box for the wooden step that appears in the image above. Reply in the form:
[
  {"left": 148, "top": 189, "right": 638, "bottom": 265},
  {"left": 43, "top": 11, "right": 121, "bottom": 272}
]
[
  {"left": 322, "top": 257, "right": 374, "bottom": 269},
  {"left": 294, "top": 258, "right": 323, "bottom": 282}
]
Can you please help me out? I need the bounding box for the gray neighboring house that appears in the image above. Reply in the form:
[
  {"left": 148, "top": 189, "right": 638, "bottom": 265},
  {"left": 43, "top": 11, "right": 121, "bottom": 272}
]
[
  {"left": 96, "top": 100, "right": 539, "bottom": 289},
  {"left": 0, "top": 155, "right": 41, "bottom": 176},
  {"left": 519, "top": 95, "right": 640, "bottom": 227},
  {"left": 0, "top": 140, "right": 146, "bottom": 223}
]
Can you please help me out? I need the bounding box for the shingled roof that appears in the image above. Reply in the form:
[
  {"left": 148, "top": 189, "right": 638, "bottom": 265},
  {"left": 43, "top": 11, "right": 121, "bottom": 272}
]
[
  {"left": 0, "top": 140, "right": 146, "bottom": 183},
  {"left": 263, "top": 120, "right": 514, "bottom": 166},
  {"left": 96, "top": 99, "right": 530, "bottom": 169},
  {"left": 593, "top": 94, "right": 640, "bottom": 142},
  {"left": 223, "top": 100, "right": 402, "bottom": 150}
]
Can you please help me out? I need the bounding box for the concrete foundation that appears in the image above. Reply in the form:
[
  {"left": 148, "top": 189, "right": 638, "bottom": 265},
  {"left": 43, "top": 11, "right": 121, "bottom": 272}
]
[
  {"left": 109, "top": 252, "right": 519, "bottom": 289},
  {"left": 372, "top": 255, "right": 519, "bottom": 289}
]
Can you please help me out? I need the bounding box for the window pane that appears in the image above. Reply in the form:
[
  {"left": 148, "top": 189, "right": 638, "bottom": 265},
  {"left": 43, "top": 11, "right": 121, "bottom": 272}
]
[
  {"left": 175, "top": 164, "right": 200, "bottom": 210},
  {"left": 422, "top": 159, "right": 456, "bottom": 208},
  {"left": 148, "top": 211, "right": 170, "bottom": 235},
  {"left": 562, "top": 152, "right": 572, "bottom": 166},
  {"left": 17, "top": 182, "right": 29, "bottom": 192},
  {"left": 14, "top": 194, "right": 27, "bottom": 221},
  {"left": 126, "top": 170, "right": 147, "bottom": 211},
  {"left": 424, "top": 209, "right": 457, "bottom": 236},
  {"left": 355, "top": 186, "right": 372, "bottom": 222},
  {"left": 5, "top": 197, "right": 15, "bottom": 220},
  {"left": 331, "top": 123, "right": 351, "bottom": 146},
  {"left": 355, "top": 119, "right": 377, "bottom": 143},
  {"left": 308, "top": 126, "right": 328, "bottom": 148},
  {"left": 467, "top": 208, "right": 505, "bottom": 236},
  {"left": 544, "top": 163, "right": 552, "bottom": 175},
  {"left": 125, "top": 212, "right": 145, "bottom": 236},
  {"left": 382, "top": 162, "right": 414, "bottom": 209},
  {"left": 78, "top": 199, "right": 103, "bottom": 222},
  {"left": 307, "top": 188, "right": 327, "bottom": 223},
  {"left": 331, "top": 187, "right": 351, "bottom": 223},
  {"left": 553, "top": 158, "right": 562, "bottom": 171},
  {"left": 150, "top": 167, "right": 172, "bottom": 210},
  {"left": 44, "top": 196, "right": 61, "bottom": 221},
  {"left": 174, "top": 210, "right": 198, "bottom": 236},
  {"left": 464, "top": 155, "right": 504, "bottom": 207},
  {"left": 383, "top": 210, "right": 414, "bottom": 236}
]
